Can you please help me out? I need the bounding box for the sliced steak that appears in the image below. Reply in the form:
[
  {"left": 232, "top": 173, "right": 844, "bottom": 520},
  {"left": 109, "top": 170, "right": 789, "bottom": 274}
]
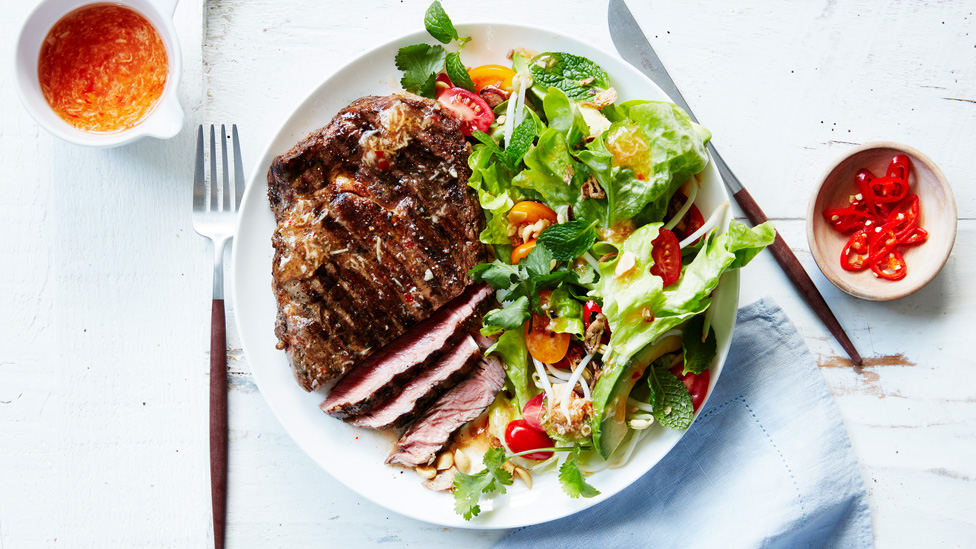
[
  {"left": 349, "top": 335, "right": 481, "bottom": 430},
  {"left": 386, "top": 355, "right": 506, "bottom": 468},
  {"left": 268, "top": 93, "right": 485, "bottom": 391},
  {"left": 320, "top": 284, "right": 492, "bottom": 419}
]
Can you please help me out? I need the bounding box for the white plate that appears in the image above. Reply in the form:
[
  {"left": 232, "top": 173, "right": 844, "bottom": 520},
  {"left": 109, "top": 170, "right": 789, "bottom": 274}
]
[{"left": 232, "top": 22, "right": 738, "bottom": 529}]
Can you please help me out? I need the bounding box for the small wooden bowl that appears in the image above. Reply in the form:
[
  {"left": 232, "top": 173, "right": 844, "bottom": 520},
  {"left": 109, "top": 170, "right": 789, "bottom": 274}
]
[{"left": 807, "top": 142, "right": 956, "bottom": 301}]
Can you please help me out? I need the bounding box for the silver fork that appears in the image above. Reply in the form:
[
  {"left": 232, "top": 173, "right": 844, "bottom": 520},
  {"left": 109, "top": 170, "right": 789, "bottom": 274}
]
[{"left": 192, "top": 124, "right": 243, "bottom": 549}]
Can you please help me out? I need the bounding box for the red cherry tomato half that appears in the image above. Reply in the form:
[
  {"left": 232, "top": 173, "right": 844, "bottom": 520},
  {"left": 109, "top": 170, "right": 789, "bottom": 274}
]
[
  {"left": 649, "top": 228, "right": 682, "bottom": 287},
  {"left": 522, "top": 393, "right": 546, "bottom": 432},
  {"left": 504, "top": 419, "right": 554, "bottom": 460},
  {"left": 670, "top": 364, "right": 711, "bottom": 413},
  {"left": 437, "top": 87, "right": 494, "bottom": 136}
]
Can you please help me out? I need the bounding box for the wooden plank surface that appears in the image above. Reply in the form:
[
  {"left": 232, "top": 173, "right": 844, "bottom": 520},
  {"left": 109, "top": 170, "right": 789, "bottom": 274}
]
[{"left": 0, "top": 0, "right": 974, "bottom": 546}]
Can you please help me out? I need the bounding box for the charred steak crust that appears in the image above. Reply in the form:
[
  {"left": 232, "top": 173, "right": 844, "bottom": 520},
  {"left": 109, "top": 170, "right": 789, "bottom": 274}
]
[{"left": 268, "top": 94, "right": 486, "bottom": 391}]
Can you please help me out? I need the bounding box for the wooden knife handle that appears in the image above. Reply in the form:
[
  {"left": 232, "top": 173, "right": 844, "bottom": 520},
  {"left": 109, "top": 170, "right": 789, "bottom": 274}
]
[
  {"left": 210, "top": 299, "right": 228, "bottom": 549},
  {"left": 732, "top": 188, "right": 863, "bottom": 365}
]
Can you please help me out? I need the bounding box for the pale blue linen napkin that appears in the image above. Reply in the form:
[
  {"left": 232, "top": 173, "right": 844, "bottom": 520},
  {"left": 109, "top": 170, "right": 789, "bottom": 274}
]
[{"left": 498, "top": 298, "right": 872, "bottom": 548}]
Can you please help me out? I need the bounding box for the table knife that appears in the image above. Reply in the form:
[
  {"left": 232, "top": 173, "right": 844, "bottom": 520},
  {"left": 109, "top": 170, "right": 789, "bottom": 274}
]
[{"left": 608, "top": 0, "right": 863, "bottom": 365}]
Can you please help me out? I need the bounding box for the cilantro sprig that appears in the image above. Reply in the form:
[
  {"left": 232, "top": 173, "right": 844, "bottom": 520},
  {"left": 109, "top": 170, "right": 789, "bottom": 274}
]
[
  {"left": 395, "top": 44, "right": 446, "bottom": 98},
  {"left": 454, "top": 446, "right": 599, "bottom": 520},
  {"left": 397, "top": 2, "right": 471, "bottom": 98},
  {"left": 469, "top": 243, "right": 578, "bottom": 335}
]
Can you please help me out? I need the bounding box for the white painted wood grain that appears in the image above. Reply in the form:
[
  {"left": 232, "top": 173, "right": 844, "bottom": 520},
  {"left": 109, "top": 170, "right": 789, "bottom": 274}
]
[{"left": 1, "top": 0, "right": 974, "bottom": 546}]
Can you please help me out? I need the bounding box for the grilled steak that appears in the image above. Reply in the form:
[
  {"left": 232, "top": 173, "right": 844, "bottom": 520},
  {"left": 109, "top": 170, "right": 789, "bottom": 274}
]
[
  {"left": 268, "top": 93, "right": 485, "bottom": 391},
  {"left": 349, "top": 335, "right": 481, "bottom": 430},
  {"left": 321, "top": 284, "right": 492, "bottom": 419},
  {"left": 386, "top": 355, "right": 506, "bottom": 468}
]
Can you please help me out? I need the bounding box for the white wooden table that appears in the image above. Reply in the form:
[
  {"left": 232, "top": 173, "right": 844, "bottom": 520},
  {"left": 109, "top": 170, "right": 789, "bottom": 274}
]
[{"left": 2, "top": 0, "right": 974, "bottom": 546}]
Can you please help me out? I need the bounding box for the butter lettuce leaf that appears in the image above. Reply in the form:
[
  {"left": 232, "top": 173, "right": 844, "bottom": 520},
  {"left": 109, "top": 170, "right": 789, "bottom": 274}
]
[
  {"left": 592, "top": 219, "right": 775, "bottom": 369},
  {"left": 487, "top": 329, "right": 533, "bottom": 411},
  {"left": 599, "top": 101, "right": 711, "bottom": 225}
]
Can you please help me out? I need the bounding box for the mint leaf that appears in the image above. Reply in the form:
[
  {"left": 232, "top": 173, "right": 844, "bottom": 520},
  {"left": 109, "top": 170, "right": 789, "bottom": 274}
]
[
  {"left": 482, "top": 296, "right": 531, "bottom": 335},
  {"left": 395, "top": 44, "right": 446, "bottom": 97},
  {"left": 504, "top": 117, "right": 537, "bottom": 168},
  {"left": 530, "top": 52, "right": 611, "bottom": 101},
  {"left": 424, "top": 1, "right": 459, "bottom": 44},
  {"left": 647, "top": 366, "right": 694, "bottom": 430},
  {"left": 453, "top": 447, "right": 514, "bottom": 520},
  {"left": 537, "top": 220, "right": 598, "bottom": 261},
  {"left": 558, "top": 446, "right": 601, "bottom": 498},
  {"left": 471, "top": 130, "right": 512, "bottom": 171},
  {"left": 682, "top": 315, "right": 717, "bottom": 374},
  {"left": 446, "top": 52, "right": 476, "bottom": 92}
]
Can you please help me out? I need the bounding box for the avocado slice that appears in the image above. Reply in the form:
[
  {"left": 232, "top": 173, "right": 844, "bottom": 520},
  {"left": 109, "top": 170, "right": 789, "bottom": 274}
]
[{"left": 590, "top": 335, "right": 682, "bottom": 459}]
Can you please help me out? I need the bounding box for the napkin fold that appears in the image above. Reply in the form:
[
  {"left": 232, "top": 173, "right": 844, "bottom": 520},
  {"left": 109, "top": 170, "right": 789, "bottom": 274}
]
[{"left": 497, "top": 298, "right": 872, "bottom": 548}]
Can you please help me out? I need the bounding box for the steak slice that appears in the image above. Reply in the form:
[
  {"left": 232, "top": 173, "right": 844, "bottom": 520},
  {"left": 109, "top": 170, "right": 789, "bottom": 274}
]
[
  {"left": 320, "top": 283, "right": 492, "bottom": 419},
  {"left": 268, "top": 93, "right": 485, "bottom": 391},
  {"left": 386, "top": 355, "right": 506, "bottom": 468},
  {"left": 349, "top": 335, "right": 481, "bottom": 430}
]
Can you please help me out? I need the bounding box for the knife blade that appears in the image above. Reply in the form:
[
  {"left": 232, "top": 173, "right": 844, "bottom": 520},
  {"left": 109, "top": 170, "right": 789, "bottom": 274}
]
[{"left": 608, "top": 0, "right": 863, "bottom": 365}]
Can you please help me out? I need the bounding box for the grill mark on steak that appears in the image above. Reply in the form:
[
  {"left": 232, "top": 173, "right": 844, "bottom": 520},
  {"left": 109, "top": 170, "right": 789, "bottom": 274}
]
[
  {"left": 349, "top": 335, "right": 481, "bottom": 430},
  {"left": 386, "top": 355, "right": 506, "bottom": 468},
  {"left": 320, "top": 283, "right": 493, "bottom": 418},
  {"left": 269, "top": 93, "right": 485, "bottom": 390}
]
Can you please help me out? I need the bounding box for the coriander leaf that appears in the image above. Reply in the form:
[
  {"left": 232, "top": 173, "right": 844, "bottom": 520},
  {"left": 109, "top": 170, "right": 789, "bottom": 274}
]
[
  {"left": 482, "top": 296, "right": 530, "bottom": 335},
  {"left": 647, "top": 366, "right": 694, "bottom": 431},
  {"left": 445, "top": 52, "right": 476, "bottom": 92},
  {"left": 537, "top": 220, "right": 598, "bottom": 261},
  {"left": 468, "top": 260, "right": 520, "bottom": 290},
  {"left": 453, "top": 470, "right": 486, "bottom": 520},
  {"left": 558, "top": 446, "right": 601, "bottom": 498},
  {"left": 395, "top": 43, "right": 446, "bottom": 97},
  {"left": 530, "top": 52, "right": 611, "bottom": 101},
  {"left": 504, "top": 117, "right": 537, "bottom": 167},
  {"left": 522, "top": 240, "right": 554, "bottom": 278},
  {"left": 482, "top": 447, "right": 515, "bottom": 492},
  {"left": 682, "top": 314, "right": 717, "bottom": 374},
  {"left": 424, "top": 1, "right": 459, "bottom": 44},
  {"left": 453, "top": 447, "right": 515, "bottom": 519}
]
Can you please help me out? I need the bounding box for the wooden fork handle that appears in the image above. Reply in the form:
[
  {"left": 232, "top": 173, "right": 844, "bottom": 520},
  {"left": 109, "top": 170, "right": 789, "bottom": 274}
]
[
  {"left": 732, "top": 187, "right": 863, "bottom": 365},
  {"left": 210, "top": 299, "right": 228, "bottom": 549}
]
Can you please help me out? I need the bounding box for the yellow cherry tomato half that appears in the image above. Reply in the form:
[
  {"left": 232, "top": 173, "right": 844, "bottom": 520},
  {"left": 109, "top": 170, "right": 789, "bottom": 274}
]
[
  {"left": 525, "top": 312, "right": 571, "bottom": 364},
  {"left": 509, "top": 201, "right": 558, "bottom": 226},
  {"left": 468, "top": 64, "right": 516, "bottom": 92},
  {"left": 511, "top": 240, "right": 537, "bottom": 264}
]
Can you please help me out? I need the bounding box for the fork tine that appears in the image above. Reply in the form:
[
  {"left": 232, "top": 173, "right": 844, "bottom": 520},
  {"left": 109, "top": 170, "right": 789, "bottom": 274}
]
[
  {"left": 209, "top": 125, "right": 218, "bottom": 212},
  {"left": 232, "top": 124, "right": 245, "bottom": 211},
  {"left": 193, "top": 125, "right": 206, "bottom": 212},
  {"left": 221, "top": 124, "right": 230, "bottom": 212}
]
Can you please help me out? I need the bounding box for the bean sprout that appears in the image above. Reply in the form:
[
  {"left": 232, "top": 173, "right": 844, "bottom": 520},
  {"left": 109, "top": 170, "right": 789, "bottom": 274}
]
[
  {"left": 562, "top": 353, "right": 594, "bottom": 420},
  {"left": 664, "top": 178, "right": 699, "bottom": 231},
  {"left": 679, "top": 200, "right": 729, "bottom": 249}
]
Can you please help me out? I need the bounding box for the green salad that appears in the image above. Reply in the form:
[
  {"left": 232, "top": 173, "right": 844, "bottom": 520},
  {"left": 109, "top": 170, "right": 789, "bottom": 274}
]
[{"left": 397, "top": 2, "right": 775, "bottom": 520}]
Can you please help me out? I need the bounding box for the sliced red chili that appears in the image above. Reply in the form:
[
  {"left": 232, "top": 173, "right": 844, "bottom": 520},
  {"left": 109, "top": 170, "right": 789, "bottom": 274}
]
[
  {"left": 841, "top": 230, "right": 871, "bottom": 271},
  {"left": 885, "top": 154, "right": 912, "bottom": 182},
  {"left": 871, "top": 249, "right": 907, "bottom": 281}
]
